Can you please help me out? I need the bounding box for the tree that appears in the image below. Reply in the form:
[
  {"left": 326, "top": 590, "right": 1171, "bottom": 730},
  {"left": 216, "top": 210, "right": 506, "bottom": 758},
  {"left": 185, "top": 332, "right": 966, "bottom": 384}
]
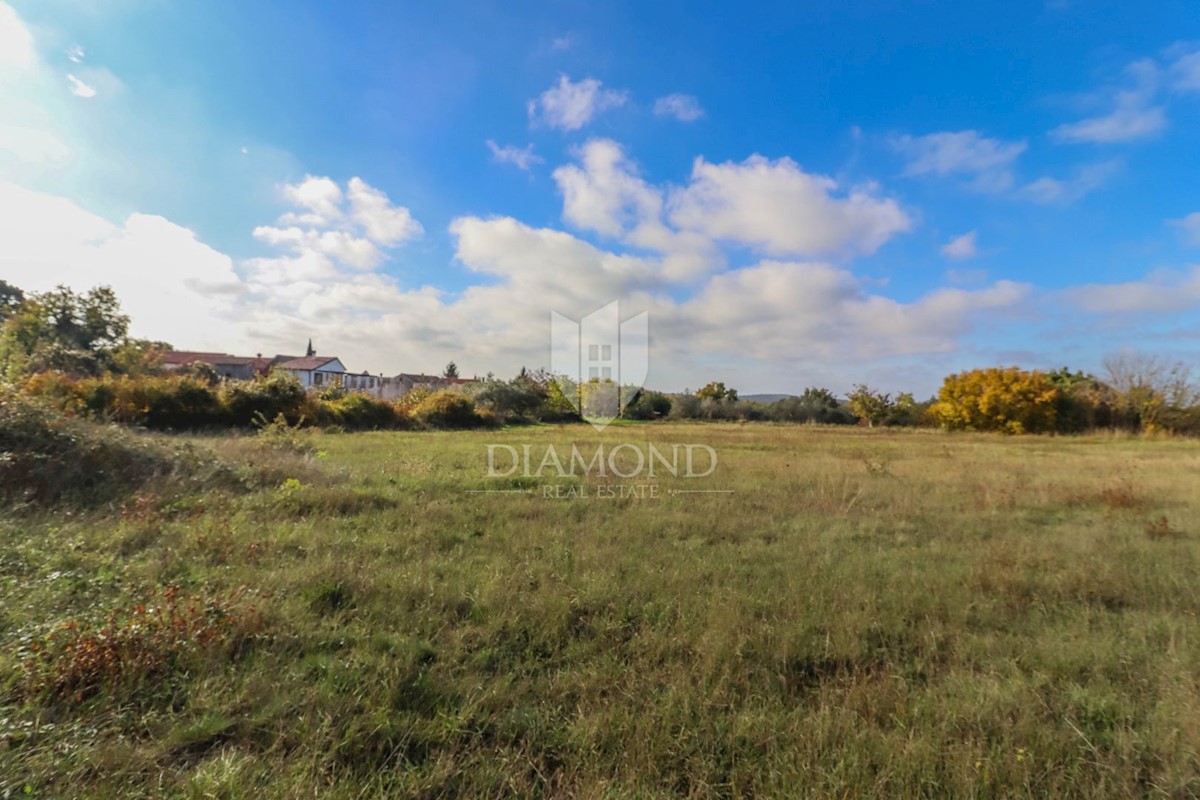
[
  {"left": 0, "top": 285, "right": 132, "bottom": 379},
  {"left": 472, "top": 374, "right": 546, "bottom": 422},
  {"left": 847, "top": 384, "right": 893, "bottom": 428},
  {"left": 696, "top": 381, "right": 738, "bottom": 402},
  {"left": 770, "top": 387, "right": 853, "bottom": 424},
  {"left": 1102, "top": 351, "right": 1198, "bottom": 432},
  {"left": 930, "top": 367, "right": 1060, "bottom": 434},
  {"left": 443, "top": 361, "right": 460, "bottom": 379},
  {"left": 624, "top": 389, "right": 673, "bottom": 420},
  {"left": 0, "top": 280, "right": 24, "bottom": 322}
]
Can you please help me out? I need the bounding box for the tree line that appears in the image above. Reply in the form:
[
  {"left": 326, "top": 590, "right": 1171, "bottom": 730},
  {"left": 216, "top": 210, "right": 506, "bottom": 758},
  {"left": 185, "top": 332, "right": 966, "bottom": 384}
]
[{"left": 3, "top": 281, "right": 1198, "bottom": 435}]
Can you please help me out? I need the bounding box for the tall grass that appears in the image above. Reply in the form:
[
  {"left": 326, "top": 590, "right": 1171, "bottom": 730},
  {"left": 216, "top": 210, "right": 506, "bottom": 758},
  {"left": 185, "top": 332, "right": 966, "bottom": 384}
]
[{"left": 2, "top": 423, "right": 1199, "bottom": 797}]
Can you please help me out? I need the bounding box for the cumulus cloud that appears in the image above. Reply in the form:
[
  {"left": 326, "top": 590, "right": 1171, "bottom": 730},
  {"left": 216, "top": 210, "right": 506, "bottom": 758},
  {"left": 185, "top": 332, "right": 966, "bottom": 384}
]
[
  {"left": 942, "top": 231, "right": 978, "bottom": 260},
  {"left": 486, "top": 139, "right": 543, "bottom": 170},
  {"left": 527, "top": 75, "right": 627, "bottom": 131},
  {"left": 1170, "top": 212, "right": 1200, "bottom": 245},
  {"left": 893, "top": 130, "right": 1027, "bottom": 192},
  {"left": 252, "top": 175, "right": 421, "bottom": 275},
  {"left": 554, "top": 139, "right": 662, "bottom": 238},
  {"left": 346, "top": 177, "right": 422, "bottom": 245},
  {"left": 662, "top": 261, "right": 1030, "bottom": 363},
  {"left": 653, "top": 93, "right": 704, "bottom": 122},
  {"left": 1061, "top": 266, "right": 1200, "bottom": 314},
  {"left": 280, "top": 175, "right": 344, "bottom": 226},
  {"left": 668, "top": 154, "right": 911, "bottom": 258},
  {"left": 0, "top": 179, "right": 246, "bottom": 348},
  {"left": 0, "top": 2, "right": 35, "bottom": 69}
]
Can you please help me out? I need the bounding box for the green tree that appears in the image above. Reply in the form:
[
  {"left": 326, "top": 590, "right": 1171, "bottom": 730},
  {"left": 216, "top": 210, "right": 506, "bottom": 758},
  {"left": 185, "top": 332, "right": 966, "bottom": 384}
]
[
  {"left": 696, "top": 381, "right": 738, "bottom": 402},
  {"left": 0, "top": 280, "right": 24, "bottom": 322},
  {"left": 443, "top": 361, "right": 460, "bottom": 379},
  {"left": 0, "top": 285, "right": 131, "bottom": 379},
  {"left": 847, "top": 384, "right": 893, "bottom": 428}
]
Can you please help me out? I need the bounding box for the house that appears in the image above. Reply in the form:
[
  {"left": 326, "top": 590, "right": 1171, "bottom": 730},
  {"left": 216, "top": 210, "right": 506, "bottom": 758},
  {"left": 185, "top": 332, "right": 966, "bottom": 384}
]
[
  {"left": 161, "top": 340, "right": 390, "bottom": 398},
  {"left": 380, "top": 372, "right": 474, "bottom": 401},
  {"left": 160, "top": 351, "right": 258, "bottom": 381},
  {"left": 274, "top": 355, "right": 350, "bottom": 389}
]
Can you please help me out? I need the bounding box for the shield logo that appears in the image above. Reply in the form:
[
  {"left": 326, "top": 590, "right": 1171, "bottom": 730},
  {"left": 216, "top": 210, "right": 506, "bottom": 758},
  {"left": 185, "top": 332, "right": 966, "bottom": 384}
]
[{"left": 550, "top": 301, "right": 649, "bottom": 430}]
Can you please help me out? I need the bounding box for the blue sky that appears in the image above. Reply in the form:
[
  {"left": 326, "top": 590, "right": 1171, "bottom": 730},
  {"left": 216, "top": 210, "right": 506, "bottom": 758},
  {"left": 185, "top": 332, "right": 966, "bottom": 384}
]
[{"left": 2, "top": 0, "right": 1199, "bottom": 395}]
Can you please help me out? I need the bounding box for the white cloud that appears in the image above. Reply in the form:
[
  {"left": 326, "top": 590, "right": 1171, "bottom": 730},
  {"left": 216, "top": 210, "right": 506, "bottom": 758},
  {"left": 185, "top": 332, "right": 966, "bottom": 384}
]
[
  {"left": 893, "top": 130, "right": 1027, "bottom": 192},
  {"left": 1052, "top": 57, "right": 1172, "bottom": 144},
  {"left": 1171, "top": 47, "right": 1200, "bottom": 92},
  {"left": 942, "top": 231, "right": 978, "bottom": 260},
  {"left": 281, "top": 175, "right": 343, "bottom": 225},
  {"left": 486, "top": 139, "right": 543, "bottom": 170},
  {"left": 664, "top": 261, "right": 1030, "bottom": 362},
  {"left": 254, "top": 175, "right": 421, "bottom": 274},
  {"left": 252, "top": 225, "right": 384, "bottom": 271},
  {"left": 346, "top": 177, "right": 422, "bottom": 245},
  {"left": 1022, "top": 159, "right": 1121, "bottom": 204},
  {"left": 1171, "top": 212, "right": 1200, "bottom": 245},
  {"left": 1062, "top": 266, "right": 1200, "bottom": 314},
  {"left": 554, "top": 139, "right": 661, "bottom": 238},
  {"left": 66, "top": 73, "right": 97, "bottom": 98},
  {"left": 0, "top": 2, "right": 35, "bottom": 69},
  {"left": 527, "top": 75, "right": 627, "bottom": 131},
  {"left": 653, "top": 93, "right": 704, "bottom": 122},
  {"left": 551, "top": 139, "right": 718, "bottom": 280},
  {"left": 668, "top": 154, "right": 911, "bottom": 258},
  {"left": 0, "top": 123, "right": 70, "bottom": 164},
  {"left": 66, "top": 44, "right": 85, "bottom": 64},
  {"left": 550, "top": 35, "right": 574, "bottom": 51},
  {"left": 0, "top": 179, "right": 246, "bottom": 348}
]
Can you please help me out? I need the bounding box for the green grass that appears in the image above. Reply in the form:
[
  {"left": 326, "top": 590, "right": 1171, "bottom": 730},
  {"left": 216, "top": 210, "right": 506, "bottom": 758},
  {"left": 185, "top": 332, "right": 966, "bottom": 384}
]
[{"left": 3, "top": 423, "right": 1200, "bottom": 798}]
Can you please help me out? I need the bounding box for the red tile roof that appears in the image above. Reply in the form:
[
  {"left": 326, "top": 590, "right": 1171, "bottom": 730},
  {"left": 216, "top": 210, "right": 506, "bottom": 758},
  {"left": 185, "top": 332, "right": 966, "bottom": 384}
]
[{"left": 161, "top": 351, "right": 253, "bottom": 366}]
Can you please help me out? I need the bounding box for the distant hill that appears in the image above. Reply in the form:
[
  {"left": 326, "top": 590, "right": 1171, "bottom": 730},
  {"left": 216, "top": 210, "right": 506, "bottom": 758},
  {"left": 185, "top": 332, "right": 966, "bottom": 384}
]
[{"left": 741, "top": 393, "right": 796, "bottom": 404}]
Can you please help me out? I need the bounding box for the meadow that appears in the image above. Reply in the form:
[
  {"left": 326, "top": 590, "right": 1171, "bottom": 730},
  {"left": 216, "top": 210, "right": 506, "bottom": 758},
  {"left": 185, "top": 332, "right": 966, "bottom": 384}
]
[{"left": 2, "top": 421, "right": 1199, "bottom": 798}]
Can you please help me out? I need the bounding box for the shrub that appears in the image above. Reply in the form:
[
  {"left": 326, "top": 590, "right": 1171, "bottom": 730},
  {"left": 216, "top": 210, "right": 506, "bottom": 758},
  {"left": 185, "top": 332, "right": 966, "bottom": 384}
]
[
  {"left": 624, "top": 390, "right": 673, "bottom": 420},
  {"left": 220, "top": 371, "right": 308, "bottom": 426},
  {"left": 411, "top": 391, "right": 484, "bottom": 429},
  {"left": 0, "top": 391, "right": 232, "bottom": 508},
  {"left": 769, "top": 389, "right": 855, "bottom": 425},
  {"left": 108, "top": 375, "right": 224, "bottom": 428},
  {"left": 472, "top": 378, "right": 546, "bottom": 423},
  {"left": 931, "top": 367, "right": 1061, "bottom": 434},
  {"left": 324, "top": 392, "right": 406, "bottom": 430},
  {"left": 21, "top": 586, "right": 263, "bottom": 704}
]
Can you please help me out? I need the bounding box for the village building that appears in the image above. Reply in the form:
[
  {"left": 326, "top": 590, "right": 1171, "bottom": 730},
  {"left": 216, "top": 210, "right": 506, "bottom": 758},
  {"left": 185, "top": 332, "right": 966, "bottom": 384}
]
[{"left": 160, "top": 340, "right": 461, "bottom": 399}]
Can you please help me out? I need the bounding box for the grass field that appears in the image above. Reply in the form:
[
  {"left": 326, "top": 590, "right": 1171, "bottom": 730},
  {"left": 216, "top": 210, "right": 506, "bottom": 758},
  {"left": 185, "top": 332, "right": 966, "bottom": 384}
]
[{"left": 2, "top": 422, "right": 1200, "bottom": 798}]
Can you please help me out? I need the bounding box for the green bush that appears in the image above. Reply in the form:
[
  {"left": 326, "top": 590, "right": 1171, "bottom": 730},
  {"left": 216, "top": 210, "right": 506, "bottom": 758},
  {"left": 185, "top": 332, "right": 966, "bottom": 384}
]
[
  {"left": 0, "top": 391, "right": 231, "bottom": 508},
  {"left": 324, "top": 392, "right": 408, "bottom": 430},
  {"left": 624, "top": 390, "right": 673, "bottom": 420},
  {"left": 219, "top": 371, "right": 308, "bottom": 426}
]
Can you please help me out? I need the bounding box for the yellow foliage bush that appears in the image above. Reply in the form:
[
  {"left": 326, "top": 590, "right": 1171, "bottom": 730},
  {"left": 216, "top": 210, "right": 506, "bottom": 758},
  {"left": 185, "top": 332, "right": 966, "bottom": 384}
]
[{"left": 931, "top": 367, "right": 1061, "bottom": 434}]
